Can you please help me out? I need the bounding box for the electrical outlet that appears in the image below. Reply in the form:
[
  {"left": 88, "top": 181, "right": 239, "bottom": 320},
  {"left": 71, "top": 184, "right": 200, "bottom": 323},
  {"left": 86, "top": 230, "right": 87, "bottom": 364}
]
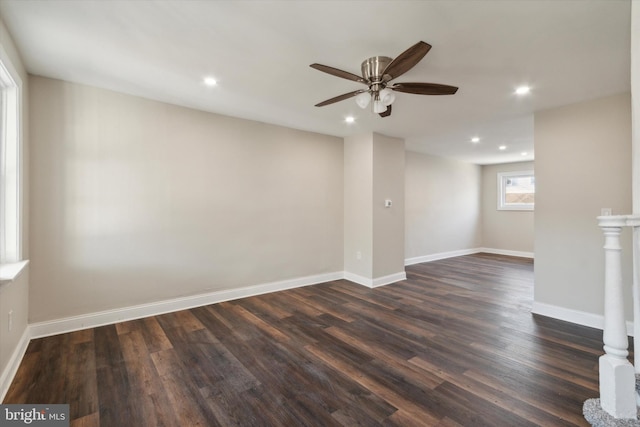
[
  {"left": 356, "top": 251, "right": 362, "bottom": 260},
  {"left": 601, "top": 208, "right": 612, "bottom": 216},
  {"left": 8, "top": 310, "right": 13, "bottom": 332}
]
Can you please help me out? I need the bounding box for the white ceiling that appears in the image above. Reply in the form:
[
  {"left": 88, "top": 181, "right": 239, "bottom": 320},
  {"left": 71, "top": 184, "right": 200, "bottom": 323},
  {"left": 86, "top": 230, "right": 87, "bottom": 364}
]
[{"left": 0, "top": 0, "right": 631, "bottom": 165}]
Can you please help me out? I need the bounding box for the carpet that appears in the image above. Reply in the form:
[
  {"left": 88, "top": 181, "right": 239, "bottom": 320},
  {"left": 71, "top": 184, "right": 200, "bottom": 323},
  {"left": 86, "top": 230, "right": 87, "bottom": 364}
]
[{"left": 584, "top": 399, "right": 640, "bottom": 427}]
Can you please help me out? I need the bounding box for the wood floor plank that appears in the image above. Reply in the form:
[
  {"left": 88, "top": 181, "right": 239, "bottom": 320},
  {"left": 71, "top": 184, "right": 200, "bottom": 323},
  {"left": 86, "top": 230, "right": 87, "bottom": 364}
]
[
  {"left": 304, "top": 343, "right": 442, "bottom": 426},
  {"left": 117, "top": 329, "right": 181, "bottom": 427},
  {"left": 409, "top": 355, "right": 577, "bottom": 426},
  {"left": 237, "top": 294, "right": 292, "bottom": 320},
  {"left": 288, "top": 288, "right": 356, "bottom": 323},
  {"left": 31, "top": 333, "right": 70, "bottom": 404},
  {"left": 139, "top": 317, "right": 174, "bottom": 353},
  {"left": 324, "top": 326, "right": 444, "bottom": 390},
  {"left": 226, "top": 303, "right": 291, "bottom": 343},
  {"left": 94, "top": 325, "right": 140, "bottom": 427},
  {"left": 2, "top": 349, "right": 41, "bottom": 403},
  {"left": 66, "top": 339, "right": 98, "bottom": 420},
  {"left": 150, "top": 348, "right": 216, "bottom": 426},
  {"left": 70, "top": 412, "right": 99, "bottom": 427},
  {"left": 3, "top": 254, "right": 606, "bottom": 426}
]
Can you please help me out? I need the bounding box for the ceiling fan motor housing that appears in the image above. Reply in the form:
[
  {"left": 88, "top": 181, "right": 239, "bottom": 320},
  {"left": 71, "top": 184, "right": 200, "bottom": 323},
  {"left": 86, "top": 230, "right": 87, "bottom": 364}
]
[{"left": 361, "top": 56, "right": 392, "bottom": 89}]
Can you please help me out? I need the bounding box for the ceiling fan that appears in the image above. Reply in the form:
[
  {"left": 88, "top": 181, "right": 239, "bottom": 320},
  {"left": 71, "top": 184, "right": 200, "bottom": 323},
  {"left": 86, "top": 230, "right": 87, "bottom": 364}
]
[{"left": 310, "top": 41, "right": 458, "bottom": 118}]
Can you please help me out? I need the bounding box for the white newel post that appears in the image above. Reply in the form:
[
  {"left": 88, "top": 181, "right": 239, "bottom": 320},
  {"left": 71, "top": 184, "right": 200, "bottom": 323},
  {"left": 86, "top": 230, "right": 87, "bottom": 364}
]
[
  {"left": 628, "top": 216, "right": 640, "bottom": 407},
  {"left": 598, "top": 215, "right": 637, "bottom": 419},
  {"left": 631, "top": 221, "right": 640, "bottom": 384}
]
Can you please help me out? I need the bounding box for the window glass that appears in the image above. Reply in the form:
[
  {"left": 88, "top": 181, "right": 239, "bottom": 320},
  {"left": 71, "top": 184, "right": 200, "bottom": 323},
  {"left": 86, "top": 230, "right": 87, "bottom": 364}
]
[{"left": 498, "top": 171, "right": 534, "bottom": 211}]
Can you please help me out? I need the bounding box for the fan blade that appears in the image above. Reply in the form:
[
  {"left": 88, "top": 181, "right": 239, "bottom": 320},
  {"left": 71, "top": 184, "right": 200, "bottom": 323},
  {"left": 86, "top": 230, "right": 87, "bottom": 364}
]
[
  {"left": 315, "top": 90, "right": 364, "bottom": 107},
  {"left": 391, "top": 82, "right": 458, "bottom": 95},
  {"left": 310, "top": 63, "right": 364, "bottom": 83},
  {"left": 379, "top": 104, "right": 392, "bottom": 118},
  {"left": 382, "top": 41, "right": 432, "bottom": 80}
]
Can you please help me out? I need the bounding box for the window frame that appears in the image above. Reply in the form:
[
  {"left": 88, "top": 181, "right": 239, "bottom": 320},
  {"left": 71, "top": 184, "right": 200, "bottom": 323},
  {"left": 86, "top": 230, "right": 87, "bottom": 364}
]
[
  {"left": 497, "top": 170, "right": 534, "bottom": 211},
  {"left": 0, "top": 44, "right": 23, "bottom": 265}
]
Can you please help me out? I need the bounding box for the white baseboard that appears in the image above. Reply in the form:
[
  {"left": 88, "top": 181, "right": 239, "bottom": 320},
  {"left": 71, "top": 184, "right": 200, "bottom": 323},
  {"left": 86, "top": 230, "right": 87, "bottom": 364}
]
[
  {"left": 343, "top": 271, "right": 407, "bottom": 288},
  {"left": 404, "top": 248, "right": 481, "bottom": 266},
  {"left": 405, "top": 247, "right": 534, "bottom": 266},
  {"left": 532, "top": 301, "right": 634, "bottom": 336},
  {"left": 479, "top": 247, "right": 534, "bottom": 259},
  {"left": 30, "top": 271, "right": 343, "bottom": 339},
  {"left": 0, "top": 327, "right": 30, "bottom": 402},
  {"left": 343, "top": 272, "right": 372, "bottom": 287},
  {"left": 372, "top": 271, "right": 407, "bottom": 288}
]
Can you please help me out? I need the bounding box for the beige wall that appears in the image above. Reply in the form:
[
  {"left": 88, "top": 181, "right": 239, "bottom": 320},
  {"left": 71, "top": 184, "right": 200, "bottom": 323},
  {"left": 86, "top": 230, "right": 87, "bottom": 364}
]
[
  {"left": 633, "top": 1, "right": 640, "bottom": 214},
  {"left": 534, "top": 92, "right": 632, "bottom": 317},
  {"left": 372, "top": 133, "right": 405, "bottom": 278},
  {"left": 343, "top": 134, "right": 373, "bottom": 278},
  {"left": 29, "top": 76, "right": 344, "bottom": 322},
  {"left": 0, "top": 270, "right": 28, "bottom": 380},
  {"left": 481, "top": 161, "right": 534, "bottom": 254},
  {"left": 0, "top": 15, "right": 29, "bottom": 394},
  {"left": 344, "top": 132, "right": 405, "bottom": 281},
  {"left": 405, "top": 152, "right": 482, "bottom": 260}
]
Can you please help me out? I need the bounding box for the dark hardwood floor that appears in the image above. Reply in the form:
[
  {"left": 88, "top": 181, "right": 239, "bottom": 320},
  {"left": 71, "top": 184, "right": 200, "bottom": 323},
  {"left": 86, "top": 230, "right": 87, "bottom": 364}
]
[{"left": 4, "top": 253, "right": 607, "bottom": 426}]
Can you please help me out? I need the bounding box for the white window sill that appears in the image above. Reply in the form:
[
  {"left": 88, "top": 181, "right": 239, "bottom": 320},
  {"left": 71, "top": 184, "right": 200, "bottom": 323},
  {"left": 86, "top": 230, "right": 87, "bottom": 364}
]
[
  {"left": 497, "top": 206, "right": 534, "bottom": 211},
  {"left": 0, "top": 260, "right": 29, "bottom": 285}
]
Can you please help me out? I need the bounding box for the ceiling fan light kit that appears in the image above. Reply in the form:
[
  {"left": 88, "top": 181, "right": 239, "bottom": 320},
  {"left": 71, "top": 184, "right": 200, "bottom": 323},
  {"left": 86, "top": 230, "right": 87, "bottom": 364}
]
[
  {"left": 378, "top": 88, "right": 395, "bottom": 106},
  {"left": 311, "top": 41, "right": 458, "bottom": 118},
  {"left": 355, "top": 91, "right": 371, "bottom": 108}
]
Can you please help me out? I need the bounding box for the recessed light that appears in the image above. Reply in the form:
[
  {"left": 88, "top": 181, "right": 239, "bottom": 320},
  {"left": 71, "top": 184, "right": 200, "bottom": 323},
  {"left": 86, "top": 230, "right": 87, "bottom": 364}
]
[
  {"left": 515, "top": 85, "right": 530, "bottom": 95},
  {"left": 499, "top": 145, "right": 507, "bottom": 151},
  {"left": 471, "top": 137, "right": 480, "bottom": 143},
  {"left": 521, "top": 151, "right": 528, "bottom": 156},
  {"left": 203, "top": 77, "right": 217, "bottom": 86},
  {"left": 345, "top": 116, "right": 355, "bottom": 124}
]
